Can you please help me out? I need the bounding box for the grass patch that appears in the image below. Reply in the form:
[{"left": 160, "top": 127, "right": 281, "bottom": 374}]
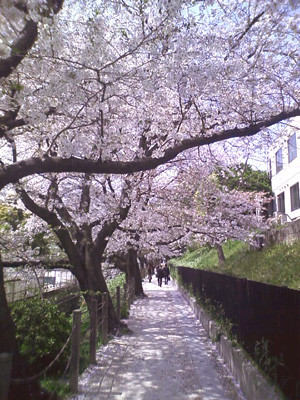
[
  {"left": 171, "top": 240, "right": 247, "bottom": 270},
  {"left": 107, "top": 272, "right": 128, "bottom": 318},
  {"left": 171, "top": 240, "right": 300, "bottom": 290},
  {"left": 41, "top": 377, "right": 71, "bottom": 399},
  {"left": 107, "top": 272, "right": 126, "bottom": 292}
]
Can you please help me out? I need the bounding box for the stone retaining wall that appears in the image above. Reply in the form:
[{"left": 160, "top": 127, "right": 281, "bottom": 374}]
[
  {"left": 175, "top": 281, "right": 286, "bottom": 400},
  {"left": 264, "top": 218, "right": 300, "bottom": 246}
]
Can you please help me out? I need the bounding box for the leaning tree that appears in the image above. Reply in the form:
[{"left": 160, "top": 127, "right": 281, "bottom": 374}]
[{"left": 17, "top": 172, "right": 141, "bottom": 328}]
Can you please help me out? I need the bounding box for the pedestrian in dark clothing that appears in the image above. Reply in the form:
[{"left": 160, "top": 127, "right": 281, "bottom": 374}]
[
  {"left": 147, "top": 265, "right": 152, "bottom": 282},
  {"left": 157, "top": 266, "right": 164, "bottom": 287},
  {"left": 163, "top": 265, "right": 170, "bottom": 284},
  {"left": 151, "top": 264, "right": 155, "bottom": 275}
]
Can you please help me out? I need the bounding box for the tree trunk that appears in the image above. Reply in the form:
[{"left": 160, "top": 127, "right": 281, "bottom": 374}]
[
  {"left": 18, "top": 185, "right": 129, "bottom": 332},
  {"left": 75, "top": 269, "right": 118, "bottom": 332},
  {"left": 138, "top": 254, "right": 146, "bottom": 270},
  {"left": 1, "top": 259, "right": 49, "bottom": 399},
  {"left": 109, "top": 254, "right": 127, "bottom": 278},
  {"left": 127, "top": 249, "right": 144, "bottom": 296},
  {"left": 0, "top": 262, "right": 16, "bottom": 354},
  {"left": 215, "top": 243, "right": 225, "bottom": 267}
]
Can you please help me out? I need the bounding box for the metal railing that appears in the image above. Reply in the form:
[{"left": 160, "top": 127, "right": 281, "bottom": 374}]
[{"left": 4, "top": 269, "right": 77, "bottom": 302}]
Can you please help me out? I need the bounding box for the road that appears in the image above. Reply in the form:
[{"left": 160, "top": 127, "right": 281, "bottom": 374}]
[{"left": 70, "top": 278, "right": 246, "bottom": 400}]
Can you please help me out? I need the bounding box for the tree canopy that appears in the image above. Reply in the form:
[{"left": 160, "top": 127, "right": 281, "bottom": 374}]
[
  {"left": 1, "top": 3, "right": 299, "bottom": 396},
  {"left": 0, "top": 0, "right": 299, "bottom": 190},
  {"left": 215, "top": 163, "right": 272, "bottom": 194}
]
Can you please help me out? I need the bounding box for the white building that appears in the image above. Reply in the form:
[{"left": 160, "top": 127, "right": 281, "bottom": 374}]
[{"left": 268, "top": 118, "right": 300, "bottom": 222}]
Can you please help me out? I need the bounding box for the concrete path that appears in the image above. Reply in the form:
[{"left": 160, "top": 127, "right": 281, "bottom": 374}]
[{"left": 71, "top": 279, "right": 246, "bottom": 400}]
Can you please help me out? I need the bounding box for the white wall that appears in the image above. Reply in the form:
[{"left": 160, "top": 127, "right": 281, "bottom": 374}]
[{"left": 269, "top": 117, "right": 300, "bottom": 220}]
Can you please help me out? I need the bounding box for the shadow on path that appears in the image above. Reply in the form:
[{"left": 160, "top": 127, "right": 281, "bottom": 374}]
[{"left": 71, "top": 279, "right": 245, "bottom": 400}]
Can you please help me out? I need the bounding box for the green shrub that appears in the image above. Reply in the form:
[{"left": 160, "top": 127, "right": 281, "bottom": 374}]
[
  {"left": 254, "top": 338, "right": 284, "bottom": 385},
  {"left": 107, "top": 272, "right": 128, "bottom": 318},
  {"left": 107, "top": 273, "right": 126, "bottom": 295},
  {"left": 40, "top": 377, "right": 71, "bottom": 399},
  {"left": 10, "top": 296, "right": 71, "bottom": 374}
]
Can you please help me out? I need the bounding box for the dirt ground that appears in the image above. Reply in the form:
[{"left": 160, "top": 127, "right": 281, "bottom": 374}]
[{"left": 70, "top": 278, "right": 247, "bottom": 400}]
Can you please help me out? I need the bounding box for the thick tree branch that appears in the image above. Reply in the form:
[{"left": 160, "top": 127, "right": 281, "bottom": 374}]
[
  {"left": 0, "top": 106, "right": 55, "bottom": 140},
  {"left": 18, "top": 189, "right": 83, "bottom": 272},
  {"left": 92, "top": 183, "right": 132, "bottom": 256},
  {"left": 233, "top": 11, "right": 265, "bottom": 46},
  {"left": 93, "top": 202, "right": 131, "bottom": 256},
  {"left": 0, "top": 1, "right": 64, "bottom": 79},
  {"left": 1, "top": 108, "right": 299, "bottom": 190},
  {"left": 117, "top": 224, "right": 182, "bottom": 234},
  {"left": 37, "top": 179, "right": 81, "bottom": 241},
  {"left": 156, "top": 234, "right": 185, "bottom": 246},
  {"left": 0, "top": 20, "right": 38, "bottom": 79}
]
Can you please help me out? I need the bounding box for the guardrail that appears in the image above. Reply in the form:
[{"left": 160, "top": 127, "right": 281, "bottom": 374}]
[{"left": 4, "top": 270, "right": 77, "bottom": 303}]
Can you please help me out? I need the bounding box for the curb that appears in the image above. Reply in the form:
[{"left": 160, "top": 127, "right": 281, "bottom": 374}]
[{"left": 175, "top": 282, "right": 285, "bottom": 400}]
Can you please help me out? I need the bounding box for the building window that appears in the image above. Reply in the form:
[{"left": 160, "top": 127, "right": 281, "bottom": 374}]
[
  {"left": 275, "top": 148, "right": 283, "bottom": 173},
  {"left": 290, "top": 183, "right": 300, "bottom": 211},
  {"left": 277, "top": 192, "right": 285, "bottom": 214},
  {"left": 288, "top": 133, "right": 297, "bottom": 163}
]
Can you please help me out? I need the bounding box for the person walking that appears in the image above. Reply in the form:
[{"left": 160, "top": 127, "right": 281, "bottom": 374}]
[
  {"left": 156, "top": 266, "right": 164, "bottom": 287},
  {"left": 147, "top": 264, "right": 152, "bottom": 282},
  {"left": 163, "top": 264, "right": 170, "bottom": 285}
]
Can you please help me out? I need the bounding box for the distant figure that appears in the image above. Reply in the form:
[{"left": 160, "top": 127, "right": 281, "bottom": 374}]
[
  {"left": 163, "top": 264, "right": 170, "bottom": 285},
  {"left": 147, "top": 264, "right": 152, "bottom": 282},
  {"left": 157, "top": 266, "right": 164, "bottom": 287},
  {"left": 151, "top": 264, "right": 155, "bottom": 275}
]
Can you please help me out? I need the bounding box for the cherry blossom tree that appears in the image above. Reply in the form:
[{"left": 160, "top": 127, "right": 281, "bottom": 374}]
[
  {"left": 16, "top": 172, "right": 137, "bottom": 327},
  {"left": 0, "top": 1, "right": 300, "bottom": 397},
  {"left": 110, "top": 158, "right": 271, "bottom": 268},
  {"left": 0, "top": 0, "right": 299, "bottom": 191}
]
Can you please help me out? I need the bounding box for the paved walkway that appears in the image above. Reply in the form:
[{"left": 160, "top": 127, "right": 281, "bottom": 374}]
[{"left": 71, "top": 279, "right": 246, "bottom": 400}]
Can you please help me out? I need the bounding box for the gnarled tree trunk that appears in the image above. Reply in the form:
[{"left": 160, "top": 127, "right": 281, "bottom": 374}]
[
  {"left": 73, "top": 254, "right": 119, "bottom": 331},
  {"left": 127, "top": 249, "right": 144, "bottom": 297}
]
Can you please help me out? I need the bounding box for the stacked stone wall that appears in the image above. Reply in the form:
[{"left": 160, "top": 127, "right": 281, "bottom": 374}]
[{"left": 264, "top": 218, "right": 300, "bottom": 246}]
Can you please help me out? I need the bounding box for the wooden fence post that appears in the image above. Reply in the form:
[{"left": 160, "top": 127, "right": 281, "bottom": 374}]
[
  {"left": 90, "top": 298, "right": 97, "bottom": 364},
  {"left": 102, "top": 292, "right": 108, "bottom": 345},
  {"left": 123, "top": 282, "right": 128, "bottom": 310},
  {"left": 127, "top": 280, "right": 131, "bottom": 309},
  {"left": 131, "top": 277, "right": 135, "bottom": 303},
  {"left": 70, "top": 309, "right": 81, "bottom": 393},
  {"left": 123, "top": 283, "right": 128, "bottom": 315},
  {"left": 116, "top": 286, "right": 121, "bottom": 321},
  {"left": 0, "top": 353, "right": 12, "bottom": 400},
  {"left": 123, "top": 283, "right": 127, "bottom": 302}
]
